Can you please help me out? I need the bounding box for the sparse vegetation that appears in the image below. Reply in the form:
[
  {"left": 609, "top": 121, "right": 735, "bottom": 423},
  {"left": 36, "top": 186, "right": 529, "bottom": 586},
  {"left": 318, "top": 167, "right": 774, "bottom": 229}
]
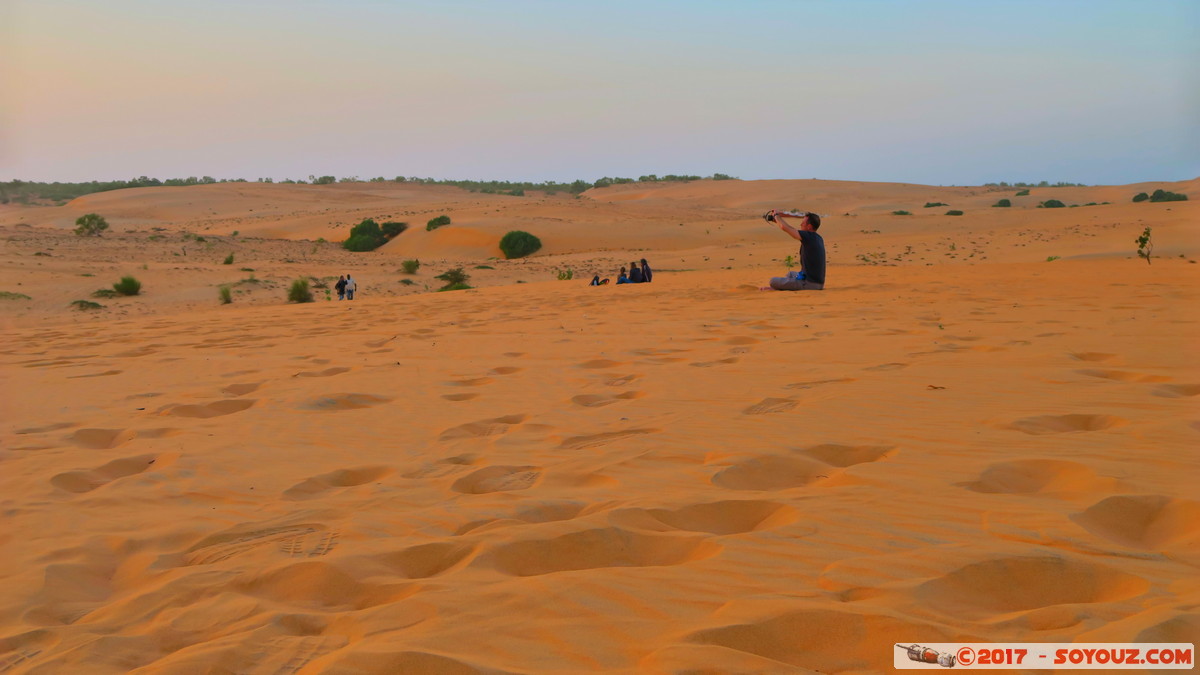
[
  {"left": 223, "top": 253, "right": 235, "bottom": 265},
  {"left": 923, "top": 202, "right": 947, "bottom": 208},
  {"left": 219, "top": 286, "right": 233, "bottom": 304},
  {"left": 475, "top": 265, "right": 494, "bottom": 270},
  {"left": 1015, "top": 189, "right": 1030, "bottom": 196},
  {"left": 400, "top": 278, "right": 415, "bottom": 286},
  {"left": 401, "top": 259, "right": 420, "bottom": 274},
  {"left": 0, "top": 291, "right": 31, "bottom": 300},
  {"left": 74, "top": 213, "right": 109, "bottom": 237},
  {"left": 71, "top": 300, "right": 103, "bottom": 311},
  {"left": 1046, "top": 256, "right": 1061, "bottom": 262},
  {"left": 992, "top": 199, "right": 1011, "bottom": 208},
  {"left": 499, "top": 230, "right": 542, "bottom": 259},
  {"left": 985, "top": 181, "right": 1086, "bottom": 188},
  {"left": 426, "top": 215, "right": 452, "bottom": 231},
  {"left": 892, "top": 210, "right": 911, "bottom": 215},
  {"left": 381, "top": 221, "right": 408, "bottom": 238},
  {"left": 1148, "top": 189, "right": 1187, "bottom": 202},
  {"left": 1135, "top": 227, "right": 1153, "bottom": 265},
  {"left": 287, "top": 278, "right": 314, "bottom": 303},
  {"left": 556, "top": 268, "right": 574, "bottom": 281},
  {"left": 112, "top": 276, "right": 142, "bottom": 296},
  {"left": 435, "top": 267, "right": 469, "bottom": 287},
  {"left": 92, "top": 289, "right": 119, "bottom": 299},
  {"left": 945, "top": 210, "right": 964, "bottom": 216},
  {"left": 784, "top": 254, "right": 796, "bottom": 269},
  {"left": 1038, "top": 200, "right": 1065, "bottom": 209}
]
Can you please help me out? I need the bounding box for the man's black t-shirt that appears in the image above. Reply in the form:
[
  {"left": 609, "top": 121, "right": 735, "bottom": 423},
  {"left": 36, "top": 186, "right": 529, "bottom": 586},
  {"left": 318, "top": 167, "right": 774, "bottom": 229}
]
[{"left": 798, "top": 230, "right": 826, "bottom": 285}]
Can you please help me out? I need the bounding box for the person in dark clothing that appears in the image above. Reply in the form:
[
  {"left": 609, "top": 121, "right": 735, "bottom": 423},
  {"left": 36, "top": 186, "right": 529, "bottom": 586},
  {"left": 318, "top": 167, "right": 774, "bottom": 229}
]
[
  {"left": 629, "top": 261, "right": 644, "bottom": 284},
  {"left": 590, "top": 274, "right": 610, "bottom": 286},
  {"left": 335, "top": 275, "right": 347, "bottom": 300},
  {"left": 640, "top": 258, "right": 652, "bottom": 283},
  {"left": 762, "top": 210, "right": 825, "bottom": 291},
  {"left": 616, "top": 266, "right": 630, "bottom": 284}
]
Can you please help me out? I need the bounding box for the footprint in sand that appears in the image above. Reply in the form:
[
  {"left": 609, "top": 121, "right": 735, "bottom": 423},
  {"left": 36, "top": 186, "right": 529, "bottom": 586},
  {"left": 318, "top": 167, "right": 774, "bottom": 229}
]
[
  {"left": 490, "top": 366, "right": 522, "bottom": 375},
  {"left": 447, "top": 377, "right": 494, "bottom": 387},
  {"left": 1007, "top": 414, "right": 1127, "bottom": 435},
  {"left": 558, "top": 428, "right": 659, "bottom": 450},
  {"left": 373, "top": 542, "right": 477, "bottom": 578},
  {"left": 0, "top": 631, "right": 58, "bottom": 674},
  {"left": 455, "top": 500, "right": 588, "bottom": 536},
  {"left": 1075, "top": 369, "right": 1171, "bottom": 383},
  {"left": 711, "top": 455, "right": 832, "bottom": 491},
  {"left": 503, "top": 352, "right": 526, "bottom": 358},
  {"left": 294, "top": 367, "right": 353, "bottom": 378},
  {"left": 569, "top": 391, "right": 644, "bottom": 408},
  {"left": 609, "top": 500, "right": 797, "bottom": 535},
  {"left": 451, "top": 465, "right": 542, "bottom": 494},
  {"left": 605, "top": 374, "right": 639, "bottom": 386},
  {"left": 483, "top": 527, "right": 721, "bottom": 577},
  {"left": 797, "top": 444, "right": 894, "bottom": 467},
  {"left": 162, "top": 399, "right": 257, "bottom": 418},
  {"left": 220, "top": 382, "right": 262, "bottom": 396},
  {"left": 439, "top": 414, "right": 528, "bottom": 441},
  {"left": 742, "top": 398, "right": 797, "bottom": 415},
  {"left": 300, "top": 394, "right": 391, "bottom": 411},
  {"left": 959, "top": 458, "right": 1116, "bottom": 495},
  {"left": 1071, "top": 495, "right": 1200, "bottom": 549},
  {"left": 690, "top": 357, "right": 739, "bottom": 368},
  {"left": 50, "top": 454, "right": 170, "bottom": 494},
  {"left": 283, "top": 466, "right": 393, "bottom": 500},
  {"left": 578, "top": 359, "right": 624, "bottom": 369},
  {"left": 16, "top": 422, "right": 77, "bottom": 435},
  {"left": 1152, "top": 384, "right": 1200, "bottom": 398},
  {"left": 183, "top": 524, "right": 328, "bottom": 566},
  {"left": 441, "top": 393, "right": 479, "bottom": 402},
  {"left": 68, "top": 428, "right": 137, "bottom": 449},
  {"left": 785, "top": 377, "right": 855, "bottom": 390},
  {"left": 864, "top": 362, "right": 908, "bottom": 372},
  {"left": 1070, "top": 352, "right": 1117, "bottom": 362},
  {"left": 915, "top": 555, "right": 1148, "bottom": 619},
  {"left": 66, "top": 370, "right": 122, "bottom": 379},
  {"left": 402, "top": 454, "right": 481, "bottom": 479}
]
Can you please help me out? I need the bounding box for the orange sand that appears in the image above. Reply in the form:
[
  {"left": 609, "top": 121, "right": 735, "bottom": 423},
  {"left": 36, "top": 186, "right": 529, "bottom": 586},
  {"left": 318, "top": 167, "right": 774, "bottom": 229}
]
[{"left": 0, "top": 178, "right": 1197, "bottom": 673}]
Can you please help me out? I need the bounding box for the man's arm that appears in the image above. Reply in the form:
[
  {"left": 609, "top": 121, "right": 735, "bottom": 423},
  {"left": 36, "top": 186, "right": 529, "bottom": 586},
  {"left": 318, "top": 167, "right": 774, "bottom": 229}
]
[{"left": 772, "top": 210, "right": 803, "bottom": 241}]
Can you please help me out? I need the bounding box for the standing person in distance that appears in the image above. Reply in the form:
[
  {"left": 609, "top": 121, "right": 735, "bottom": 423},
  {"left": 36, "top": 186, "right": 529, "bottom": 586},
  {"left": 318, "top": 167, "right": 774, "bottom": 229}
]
[
  {"left": 640, "top": 258, "right": 653, "bottom": 283},
  {"left": 762, "top": 210, "right": 825, "bottom": 291},
  {"left": 335, "top": 275, "right": 347, "bottom": 300},
  {"left": 344, "top": 274, "right": 357, "bottom": 300}
]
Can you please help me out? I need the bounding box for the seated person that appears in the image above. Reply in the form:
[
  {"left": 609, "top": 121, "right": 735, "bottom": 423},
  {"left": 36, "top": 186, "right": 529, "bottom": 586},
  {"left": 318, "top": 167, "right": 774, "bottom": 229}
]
[
  {"left": 629, "top": 261, "right": 644, "bottom": 284},
  {"left": 616, "top": 266, "right": 630, "bottom": 284},
  {"left": 590, "top": 274, "right": 610, "bottom": 286}
]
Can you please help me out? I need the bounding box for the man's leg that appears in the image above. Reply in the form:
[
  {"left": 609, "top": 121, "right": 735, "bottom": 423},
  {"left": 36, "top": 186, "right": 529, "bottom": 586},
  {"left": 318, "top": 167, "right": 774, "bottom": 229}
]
[{"left": 769, "top": 275, "right": 808, "bottom": 290}]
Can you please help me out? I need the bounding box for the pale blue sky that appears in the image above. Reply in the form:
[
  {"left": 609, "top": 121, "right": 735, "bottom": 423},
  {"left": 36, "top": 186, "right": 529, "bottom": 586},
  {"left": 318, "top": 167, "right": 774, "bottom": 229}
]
[{"left": 3, "top": 0, "right": 1197, "bottom": 185}]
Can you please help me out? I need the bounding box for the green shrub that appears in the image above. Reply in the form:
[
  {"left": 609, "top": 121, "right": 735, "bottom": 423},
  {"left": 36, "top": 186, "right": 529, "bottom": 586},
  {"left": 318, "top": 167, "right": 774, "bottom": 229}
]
[
  {"left": 1136, "top": 227, "right": 1153, "bottom": 265},
  {"left": 1149, "top": 189, "right": 1187, "bottom": 202},
  {"left": 71, "top": 300, "right": 103, "bottom": 311},
  {"left": 112, "top": 276, "right": 142, "bottom": 296},
  {"left": 381, "top": 221, "right": 408, "bottom": 238},
  {"left": 992, "top": 199, "right": 1011, "bottom": 208},
  {"left": 0, "top": 291, "right": 31, "bottom": 300},
  {"left": 287, "top": 278, "right": 314, "bottom": 303},
  {"left": 475, "top": 265, "right": 494, "bottom": 270},
  {"left": 343, "top": 218, "right": 387, "bottom": 252},
  {"left": 557, "top": 268, "right": 574, "bottom": 280},
  {"left": 499, "top": 230, "right": 542, "bottom": 259},
  {"left": 945, "top": 210, "right": 964, "bottom": 216},
  {"left": 426, "top": 215, "right": 451, "bottom": 231},
  {"left": 74, "top": 213, "right": 109, "bottom": 236},
  {"left": 401, "top": 259, "right": 420, "bottom": 274},
  {"left": 892, "top": 210, "right": 911, "bottom": 215},
  {"left": 92, "top": 288, "right": 119, "bottom": 299},
  {"left": 1132, "top": 192, "right": 1149, "bottom": 202},
  {"left": 1015, "top": 189, "right": 1030, "bottom": 196},
  {"left": 219, "top": 285, "right": 232, "bottom": 304},
  {"left": 923, "top": 202, "right": 947, "bottom": 208},
  {"left": 400, "top": 278, "right": 415, "bottom": 286},
  {"left": 1038, "top": 199, "right": 1065, "bottom": 208},
  {"left": 1046, "top": 256, "right": 1061, "bottom": 262},
  {"left": 223, "top": 253, "right": 235, "bottom": 265},
  {"left": 435, "top": 267, "right": 470, "bottom": 289},
  {"left": 437, "top": 282, "right": 472, "bottom": 292}
]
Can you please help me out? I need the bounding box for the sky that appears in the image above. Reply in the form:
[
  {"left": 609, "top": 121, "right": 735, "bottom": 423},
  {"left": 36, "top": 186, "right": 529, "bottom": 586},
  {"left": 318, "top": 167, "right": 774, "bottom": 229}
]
[{"left": 3, "top": 0, "right": 1198, "bottom": 186}]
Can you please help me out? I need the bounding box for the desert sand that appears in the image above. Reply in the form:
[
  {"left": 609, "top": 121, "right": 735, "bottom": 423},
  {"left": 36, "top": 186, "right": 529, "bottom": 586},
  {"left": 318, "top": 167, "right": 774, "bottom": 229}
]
[{"left": 0, "top": 178, "right": 1197, "bottom": 673}]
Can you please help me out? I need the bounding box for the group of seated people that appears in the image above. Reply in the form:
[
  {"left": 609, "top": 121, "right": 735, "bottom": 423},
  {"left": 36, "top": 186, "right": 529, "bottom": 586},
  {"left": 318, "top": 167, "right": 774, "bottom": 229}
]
[{"left": 591, "top": 259, "right": 653, "bottom": 286}]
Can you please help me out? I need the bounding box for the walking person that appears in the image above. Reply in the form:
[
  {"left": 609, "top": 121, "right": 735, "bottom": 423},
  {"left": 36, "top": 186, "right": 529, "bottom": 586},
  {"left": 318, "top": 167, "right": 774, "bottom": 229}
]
[
  {"left": 344, "top": 274, "right": 357, "bottom": 300},
  {"left": 335, "top": 275, "right": 347, "bottom": 300}
]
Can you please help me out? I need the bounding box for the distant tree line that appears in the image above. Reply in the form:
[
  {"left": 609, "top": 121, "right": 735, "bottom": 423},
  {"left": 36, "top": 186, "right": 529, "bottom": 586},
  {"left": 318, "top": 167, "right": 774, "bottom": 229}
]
[
  {"left": 1, "top": 172, "right": 740, "bottom": 204},
  {"left": 983, "top": 180, "right": 1088, "bottom": 188}
]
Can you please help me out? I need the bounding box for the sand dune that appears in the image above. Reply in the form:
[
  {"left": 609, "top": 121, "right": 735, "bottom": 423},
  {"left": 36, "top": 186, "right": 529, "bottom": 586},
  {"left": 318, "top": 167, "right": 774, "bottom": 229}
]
[{"left": 0, "top": 178, "right": 1197, "bottom": 672}]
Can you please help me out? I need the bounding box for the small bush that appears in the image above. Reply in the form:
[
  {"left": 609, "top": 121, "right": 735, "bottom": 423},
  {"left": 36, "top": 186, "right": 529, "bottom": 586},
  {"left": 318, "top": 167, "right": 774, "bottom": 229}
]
[
  {"left": 945, "top": 210, "right": 964, "bottom": 216},
  {"left": 1038, "top": 199, "right": 1065, "bottom": 208},
  {"left": 74, "top": 213, "right": 109, "bottom": 236},
  {"left": 1149, "top": 189, "right": 1187, "bottom": 202},
  {"left": 343, "top": 218, "right": 386, "bottom": 252},
  {"left": 113, "top": 276, "right": 142, "bottom": 296},
  {"left": 892, "top": 210, "right": 911, "bottom": 215},
  {"left": 1132, "top": 192, "right": 1149, "bottom": 202},
  {"left": 219, "top": 285, "right": 233, "bottom": 304},
  {"left": 223, "top": 253, "right": 235, "bottom": 265},
  {"left": 1015, "top": 189, "right": 1030, "bottom": 196},
  {"left": 71, "top": 300, "right": 103, "bottom": 311},
  {"left": 992, "top": 199, "right": 1011, "bottom": 208},
  {"left": 0, "top": 291, "right": 32, "bottom": 300},
  {"left": 287, "top": 278, "right": 314, "bottom": 303},
  {"left": 1135, "top": 227, "right": 1153, "bottom": 265},
  {"left": 1046, "top": 256, "right": 1061, "bottom": 262},
  {"left": 435, "top": 267, "right": 470, "bottom": 288},
  {"left": 499, "top": 230, "right": 542, "bottom": 259},
  {"left": 923, "top": 202, "right": 947, "bottom": 208},
  {"left": 426, "top": 215, "right": 451, "bottom": 231},
  {"left": 437, "top": 282, "right": 472, "bottom": 292},
  {"left": 557, "top": 268, "right": 574, "bottom": 280},
  {"left": 475, "top": 265, "right": 494, "bottom": 270},
  {"left": 381, "top": 221, "right": 408, "bottom": 238},
  {"left": 92, "top": 288, "right": 119, "bottom": 299},
  {"left": 401, "top": 259, "right": 420, "bottom": 274},
  {"left": 400, "top": 278, "right": 415, "bottom": 286}
]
